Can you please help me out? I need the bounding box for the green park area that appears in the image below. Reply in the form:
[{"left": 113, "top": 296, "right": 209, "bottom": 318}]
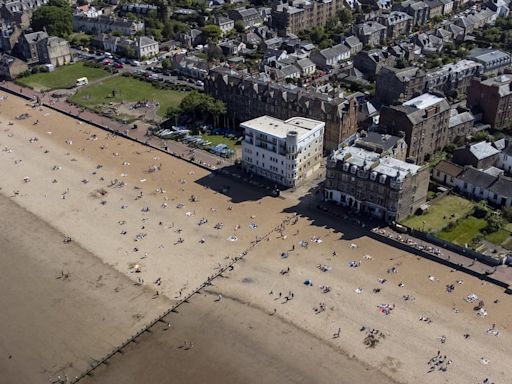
[
  {"left": 201, "top": 133, "right": 238, "bottom": 150},
  {"left": 17, "top": 62, "right": 110, "bottom": 91},
  {"left": 401, "top": 195, "right": 512, "bottom": 250},
  {"left": 68, "top": 75, "right": 188, "bottom": 117}
]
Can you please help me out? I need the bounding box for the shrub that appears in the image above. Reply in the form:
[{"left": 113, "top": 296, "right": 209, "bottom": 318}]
[{"left": 483, "top": 213, "right": 505, "bottom": 234}]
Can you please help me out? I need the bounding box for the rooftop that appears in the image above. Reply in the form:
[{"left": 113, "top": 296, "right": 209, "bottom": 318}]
[
  {"left": 434, "top": 160, "right": 464, "bottom": 178},
  {"left": 469, "top": 141, "right": 500, "bottom": 160},
  {"left": 241, "top": 116, "right": 324, "bottom": 139},
  {"left": 333, "top": 146, "right": 421, "bottom": 180},
  {"left": 403, "top": 93, "right": 444, "bottom": 110}
]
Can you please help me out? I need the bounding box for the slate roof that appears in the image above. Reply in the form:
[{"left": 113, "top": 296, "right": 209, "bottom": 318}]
[
  {"left": 489, "top": 176, "right": 512, "bottom": 197},
  {"left": 469, "top": 141, "right": 500, "bottom": 160},
  {"left": 434, "top": 160, "right": 464, "bottom": 178},
  {"left": 458, "top": 167, "right": 497, "bottom": 188},
  {"left": 318, "top": 44, "right": 350, "bottom": 60}
]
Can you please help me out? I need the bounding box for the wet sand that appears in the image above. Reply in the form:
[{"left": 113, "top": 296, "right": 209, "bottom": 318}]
[
  {"left": 0, "top": 92, "right": 510, "bottom": 384},
  {"left": 82, "top": 291, "right": 396, "bottom": 384},
  {"left": 0, "top": 193, "right": 172, "bottom": 383}
]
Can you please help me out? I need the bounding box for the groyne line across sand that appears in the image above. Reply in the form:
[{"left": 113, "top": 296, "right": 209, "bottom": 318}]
[{"left": 68, "top": 214, "right": 297, "bottom": 383}]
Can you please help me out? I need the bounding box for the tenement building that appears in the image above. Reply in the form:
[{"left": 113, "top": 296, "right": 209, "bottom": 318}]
[
  {"left": 206, "top": 67, "right": 358, "bottom": 152},
  {"left": 379, "top": 93, "right": 451, "bottom": 164},
  {"left": 425, "top": 59, "right": 483, "bottom": 97},
  {"left": 324, "top": 145, "right": 430, "bottom": 222},
  {"left": 375, "top": 66, "right": 426, "bottom": 105},
  {"left": 467, "top": 74, "right": 512, "bottom": 130},
  {"left": 241, "top": 115, "right": 325, "bottom": 187},
  {"left": 270, "top": 0, "right": 344, "bottom": 36}
]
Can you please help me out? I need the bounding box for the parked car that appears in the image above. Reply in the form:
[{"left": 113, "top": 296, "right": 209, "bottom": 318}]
[
  {"left": 195, "top": 80, "right": 204, "bottom": 86},
  {"left": 113, "top": 62, "right": 124, "bottom": 69}
]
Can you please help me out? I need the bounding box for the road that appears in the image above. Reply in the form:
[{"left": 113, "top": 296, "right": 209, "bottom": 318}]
[{"left": 71, "top": 48, "right": 204, "bottom": 91}]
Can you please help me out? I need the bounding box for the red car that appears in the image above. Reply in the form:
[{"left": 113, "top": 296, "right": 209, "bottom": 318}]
[
  {"left": 102, "top": 59, "right": 112, "bottom": 65},
  {"left": 113, "top": 62, "right": 124, "bottom": 69}
]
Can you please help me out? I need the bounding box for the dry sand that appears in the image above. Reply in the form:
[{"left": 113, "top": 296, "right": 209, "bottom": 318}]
[{"left": 0, "top": 92, "right": 510, "bottom": 384}]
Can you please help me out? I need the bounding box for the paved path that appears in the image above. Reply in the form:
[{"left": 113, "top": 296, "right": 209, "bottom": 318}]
[{"left": 0, "top": 81, "right": 232, "bottom": 171}]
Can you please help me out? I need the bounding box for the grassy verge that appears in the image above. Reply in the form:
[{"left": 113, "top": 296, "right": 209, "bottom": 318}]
[
  {"left": 201, "top": 134, "right": 239, "bottom": 150},
  {"left": 68, "top": 75, "right": 189, "bottom": 117},
  {"left": 17, "top": 62, "right": 110, "bottom": 91}
]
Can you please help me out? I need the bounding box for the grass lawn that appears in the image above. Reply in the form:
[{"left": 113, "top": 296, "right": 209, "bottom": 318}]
[
  {"left": 437, "top": 216, "right": 487, "bottom": 246},
  {"left": 484, "top": 229, "right": 510, "bottom": 246},
  {"left": 201, "top": 134, "right": 239, "bottom": 150},
  {"left": 17, "top": 62, "right": 110, "bottom": 91},
  {"left": 68, "top": 76, "right": 188, "bottom": 117},
  {"left": 401, "top": 195, "right": 475, "bottom": 232}
]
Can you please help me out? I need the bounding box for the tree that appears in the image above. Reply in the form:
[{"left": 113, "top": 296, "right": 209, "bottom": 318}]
[
  {"left": 166, "top": 105, "right": 182, "bottom": 126},
  {"left": 31, "top": 0, "right": 72, "bottom": 38},
  {"left": 208, "top": 99, "right": 226, "bottom": 128},
  {"left": 484, "top": 213, "right": 505, "bottom": 234},
  {"left": 162, "top": 59, "right": 173, "bottom": 70},
  {"left": 201, "top": 24, "right": 222, "bottom": 42},
  {"left": 206, "top": 44, "right": 224, "bottom": 62},
  {"left": 118, "top": 44, "right": 137, "bottom": 59},
  {"left": 337, "top": 8, "right": 353, "bottom": 26},
  {"left": 179, "top": 91, "right": 225, "bottom": 123},
  {"left": 234, "top": 20, "right": 245, "bottom": 33}
]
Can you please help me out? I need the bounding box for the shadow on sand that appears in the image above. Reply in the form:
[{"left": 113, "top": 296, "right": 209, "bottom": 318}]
[{"left": 194, "top": 165, "right": 287, "bottom": 203}]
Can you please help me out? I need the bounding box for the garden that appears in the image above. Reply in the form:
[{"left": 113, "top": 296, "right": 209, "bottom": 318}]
[{"left": 401, "top": 195, "right": 512, "bottom": 252}]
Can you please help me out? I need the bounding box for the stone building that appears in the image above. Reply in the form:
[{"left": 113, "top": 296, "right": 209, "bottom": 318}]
[
  {"left": 353, "top": 49, "right": 396, "bottom": 81},
  {"left": 379, "top": 93, "right": 451, "bottom": 164},
  {"left": 310, "top": 43, "right": 350, "bottom": 70},
  {"left": 425, "top": 59, "right": 483, "bottom": 97},
  {"left": 354, "top": 21, "right": 387, "bottom": 47},
  {"left": 16, "top": 30, "right": 46, "bottom": 63},
  {"left": 394, "top": 0, "right": 429, "bottom": 26},
  {"left": 452, "top": 141, "right": 500, "bottom": 169},
  {"left": 270, "top": 0, "right": 344, "bottom": 36},
  {"left": 228, "top": 7, "right": 262, "bottom": 28},
  {"left": 212, "top": 16, "right": 234, "bottom": 35},
  {"left": 467, "top": 74, "right": 512, "bottom": 130},
  {"left": 353, "top": 131, "right": 408, "bottom": 161},
  {"left": 205, "top": 67, "right": 359, "bottom": 151},
  {"left": 72, "top": 15, "right": 144, "bottom": 36},
  {"left": 467, "top": 48, "right": 511, "bottom": 74},
  {"left": 375, "top": 66, "right": 426, "bottom": 105},
  {"left": 447, "top": 109, "right": 474, "bottom": 145},
  {"left": 0, "top": 52, "right": 27, "bottom": 79},
  {"left": 324, "top": 145, "right": 430, "bottom": 222},
  {"left": 37, "top": 36, "right": 71, "bottom": 66},
  {"left": 379, "top": 11, "right": 412, "bottom": 41},
  {"left": 241, "top": 115, "right": 324, "bottom": 187}
]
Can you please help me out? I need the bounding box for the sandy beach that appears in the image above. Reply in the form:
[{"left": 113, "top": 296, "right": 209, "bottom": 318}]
[{"left": 0, "top": 91, "right": 510, "bottom": 384}]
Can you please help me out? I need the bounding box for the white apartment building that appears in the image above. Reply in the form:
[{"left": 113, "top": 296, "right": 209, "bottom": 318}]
[{"left": 241, "top": 116, "right": 325, "bottom": 187}]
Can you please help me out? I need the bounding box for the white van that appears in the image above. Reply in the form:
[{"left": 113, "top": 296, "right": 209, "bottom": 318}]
[{"left": 76, "top": 77, "right": 88, "bottom": 86}]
